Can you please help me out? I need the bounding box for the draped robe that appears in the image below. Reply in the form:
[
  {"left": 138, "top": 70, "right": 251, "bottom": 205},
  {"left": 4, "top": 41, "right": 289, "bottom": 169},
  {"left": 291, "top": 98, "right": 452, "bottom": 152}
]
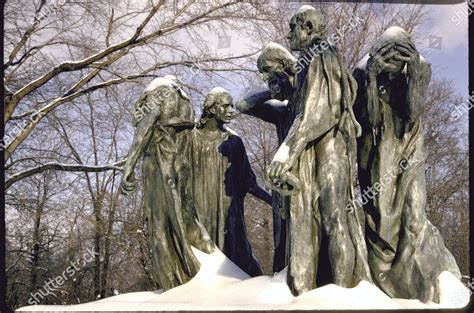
[
  {"left": 278, "top": 42, "right": 371, "bottom": 295},
  {"left": 188, "top": 128, "right": 263, "bottom": 277},
  {"left": 125, "top": 78, "right": 211, "bottom": 290},
  {"left": 353, "top": 56, "right": 461, "bottom": 303}
]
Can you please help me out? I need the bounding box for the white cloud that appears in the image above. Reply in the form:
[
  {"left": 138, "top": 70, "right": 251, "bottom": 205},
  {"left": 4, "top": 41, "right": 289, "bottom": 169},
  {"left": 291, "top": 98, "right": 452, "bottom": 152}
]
[{"left": 426, "top": 2, "right": 468, "bottom": 53}]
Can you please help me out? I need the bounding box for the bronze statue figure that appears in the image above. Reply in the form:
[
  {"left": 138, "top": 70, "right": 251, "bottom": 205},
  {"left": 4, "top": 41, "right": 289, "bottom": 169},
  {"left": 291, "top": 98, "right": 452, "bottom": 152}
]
[
  {"left": 236, "top": 42, "right": 297, "bottom": 273},
  {"left": 188, "top": 87, "right": 271, "bottom": 277},
  {"left": 266, "top": 5, "right": 371, "bottom": 296},
  {"left": 353, "top": 26, "right": 461, "bottom": 303},
  {"left": 118, "top": 8, "right": 462, "bottom": 305},
  {"left": 120, "top": 76, "right": 213, "bottom": 290}
]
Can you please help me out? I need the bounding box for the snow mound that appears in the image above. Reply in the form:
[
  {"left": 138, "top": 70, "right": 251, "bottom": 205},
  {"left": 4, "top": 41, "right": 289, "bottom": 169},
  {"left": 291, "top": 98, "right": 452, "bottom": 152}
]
[{"left": 18, "top": 248, "right": 470, "bottom": 311}]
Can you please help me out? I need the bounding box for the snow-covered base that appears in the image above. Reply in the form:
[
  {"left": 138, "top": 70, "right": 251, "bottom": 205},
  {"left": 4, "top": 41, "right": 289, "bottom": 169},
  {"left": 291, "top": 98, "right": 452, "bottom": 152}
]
[{"left": 18, "top": 248, "right": 470, "bottom": 311}]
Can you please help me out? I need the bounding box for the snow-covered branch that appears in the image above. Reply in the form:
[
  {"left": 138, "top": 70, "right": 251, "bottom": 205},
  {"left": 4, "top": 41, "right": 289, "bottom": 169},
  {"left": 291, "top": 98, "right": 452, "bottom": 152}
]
[{"left": 6, "top": 159, "right": 126, "bottom": 189}]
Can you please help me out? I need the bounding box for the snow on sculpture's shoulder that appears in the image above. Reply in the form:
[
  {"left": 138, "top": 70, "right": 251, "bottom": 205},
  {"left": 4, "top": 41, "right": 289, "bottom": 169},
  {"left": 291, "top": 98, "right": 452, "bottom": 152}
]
[
  {"left": 144, "top": 77, "right": 175, "bottom": 92},
  {"left": 223, "top": 126, "right": 239, "bottom": 137},
  {"left": 355, "top": 53, "right": 370, "bottom": 71},
  {"left": 265, "top": 99, "right": 288, "bottom": 107}
]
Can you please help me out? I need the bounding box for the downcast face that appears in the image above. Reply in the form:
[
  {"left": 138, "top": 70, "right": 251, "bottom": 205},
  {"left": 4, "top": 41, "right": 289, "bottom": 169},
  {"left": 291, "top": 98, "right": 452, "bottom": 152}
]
[
  {"left": 371, "top": 27, "right": 415, "bottom": 75},
  {"left": 370, "top": 45, "right": 407, "bottom": 75},
  {"left": 287, "top": 15, "right": 313, "bottom": 51},
  {"left": 259, "top": 58, "right": 293, "bottom": 101}
]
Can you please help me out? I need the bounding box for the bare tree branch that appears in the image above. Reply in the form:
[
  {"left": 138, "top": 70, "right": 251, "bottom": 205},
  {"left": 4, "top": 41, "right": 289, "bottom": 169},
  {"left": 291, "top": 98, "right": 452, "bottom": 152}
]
[{"left": 6, "top": 159, "right": 126, "bottom": 189}]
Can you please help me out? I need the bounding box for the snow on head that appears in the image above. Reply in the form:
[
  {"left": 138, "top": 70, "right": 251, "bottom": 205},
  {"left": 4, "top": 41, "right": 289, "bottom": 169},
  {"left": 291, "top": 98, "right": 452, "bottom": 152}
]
[
  {"left": 370, "top": 26, "right": 415, "bottom": 58},
  {"left": 380, "top": 26, "right": 411, "bottom": 42},
  {"left": 209, "top": 87, "right": 229, "bottom": 96},
  {"left": 202, "top": 87, "right": 232, "bottom": 113},
  {"left": 296, "top": 5, "right": 316, "bottom": 15},
  {"left": 266, "top": 42, "right": 286, "bottom": 51},
  {"left": 163, "top": 74, "right": 178, "bottom": 82},
  {"left": 263, "top": 42, "right": 297, "bottom": 63}
]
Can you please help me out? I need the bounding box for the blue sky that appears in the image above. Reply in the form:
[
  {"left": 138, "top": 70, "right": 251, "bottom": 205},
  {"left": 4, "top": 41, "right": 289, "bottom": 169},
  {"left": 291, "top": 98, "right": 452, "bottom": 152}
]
[
  {"left": 179, "top": 2, "right": 469, "bottom": 118},
  {"left": 221, "top": 2, "right": 469, "bottom": 98},
  {"left": 418, "top": 2, "right": 468, "bottom": 96}
]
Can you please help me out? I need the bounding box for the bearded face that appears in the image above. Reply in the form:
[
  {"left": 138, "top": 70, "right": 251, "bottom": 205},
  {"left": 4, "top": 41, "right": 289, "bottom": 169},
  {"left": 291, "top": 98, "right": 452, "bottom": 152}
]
[
  {"left": 267, "top": 71, "right": 294, "bottom": 101},
  {"left": 258, "top": 58, "right": 294, "bottom": 101}
]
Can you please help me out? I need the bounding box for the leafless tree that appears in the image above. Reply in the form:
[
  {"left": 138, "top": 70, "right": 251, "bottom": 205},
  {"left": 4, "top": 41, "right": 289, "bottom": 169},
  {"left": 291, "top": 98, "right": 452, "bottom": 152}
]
[{"left": 4, "top": 1, "right": 468, "bottom": 309}]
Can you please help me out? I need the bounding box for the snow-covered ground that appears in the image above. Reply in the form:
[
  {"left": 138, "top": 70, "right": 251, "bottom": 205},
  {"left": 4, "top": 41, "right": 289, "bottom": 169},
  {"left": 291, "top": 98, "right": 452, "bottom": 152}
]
[{"left": 18, "top": 248, "right": 471, "bottom": 311}]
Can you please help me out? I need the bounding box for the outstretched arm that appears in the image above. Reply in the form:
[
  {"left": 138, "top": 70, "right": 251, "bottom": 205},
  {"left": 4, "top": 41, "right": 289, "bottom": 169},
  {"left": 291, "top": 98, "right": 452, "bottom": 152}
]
[
  {"left": 226, "top": 134, "right": 273, "bottom": 206},
  {"left": 236, "top": 90, "right": 287, "bottom": 125},
  {"left": 249, "top": 183, "right": 272, "bottom": 205},
  {"left": 120, "top": 96, "right": 161, "bottom": 195}
]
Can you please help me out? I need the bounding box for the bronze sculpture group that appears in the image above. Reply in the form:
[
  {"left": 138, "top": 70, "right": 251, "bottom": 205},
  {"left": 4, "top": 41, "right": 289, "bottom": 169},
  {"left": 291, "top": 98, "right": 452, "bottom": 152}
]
[{"left": 121, "top": 5, "right": 461, "bottom": 304}]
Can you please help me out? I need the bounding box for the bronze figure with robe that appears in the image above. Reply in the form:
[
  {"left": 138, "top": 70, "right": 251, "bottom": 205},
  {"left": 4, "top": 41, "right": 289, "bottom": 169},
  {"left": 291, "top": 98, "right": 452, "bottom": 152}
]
[
  {"left": 188, "top": 87, "right": 271, "bottom": 277},
  {"left": 267, "top": 6, "right": 371, "bottom": 296},
  {"left": 236, "top": 42, "right": 298, "bottom": 273},
  {"left": 353, "top": 26, "right": 461, "bottom": 303},
  {"left": 120, "top": 76, "right": 213, "bottom": 290}
]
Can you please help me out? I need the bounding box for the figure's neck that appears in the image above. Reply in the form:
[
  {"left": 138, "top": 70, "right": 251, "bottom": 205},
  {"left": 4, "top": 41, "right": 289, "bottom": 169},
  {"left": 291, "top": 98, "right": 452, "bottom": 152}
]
[
  {"left": 201, "top": 118, "right": 225, "bottom": 133},
  {"left": 302, "top": 36, "right": 327, "bottom": 52}
]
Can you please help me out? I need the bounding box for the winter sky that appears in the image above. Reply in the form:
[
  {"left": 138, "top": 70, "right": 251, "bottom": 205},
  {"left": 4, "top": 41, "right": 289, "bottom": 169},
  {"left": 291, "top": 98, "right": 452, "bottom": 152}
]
[
  {"left": 420, "top": 2, "right": 468, "bottom": 96},
  {"left": 203, "top": 2, "right": 469, "bottom": 101}
]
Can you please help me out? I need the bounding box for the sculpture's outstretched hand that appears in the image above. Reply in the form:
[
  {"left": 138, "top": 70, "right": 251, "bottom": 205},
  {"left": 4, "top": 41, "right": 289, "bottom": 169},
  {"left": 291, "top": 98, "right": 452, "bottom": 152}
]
[
  {"left": 235, "top": 97, "right": 251, "bottom": 113},
  {"left": 120, "top": 168, "right": 136, "bottom": 195},
  {"left": 235, "top": 90, "right": 272, "bottom": 113}
]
